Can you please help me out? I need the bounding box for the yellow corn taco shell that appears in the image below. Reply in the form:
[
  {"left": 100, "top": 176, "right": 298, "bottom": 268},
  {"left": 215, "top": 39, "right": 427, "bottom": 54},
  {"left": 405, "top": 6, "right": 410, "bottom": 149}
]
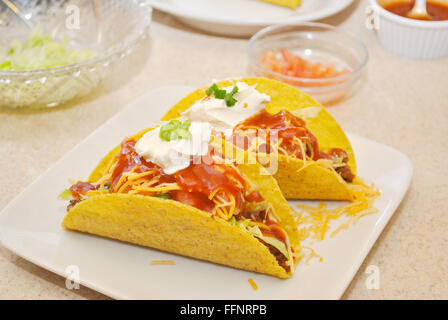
[
  {"left": 62, "top": 133, "right": 299, "bottom": 279},
  {"left": 259, "top": 0, "right": 301, "bottom": 9},
  {"left": 161, "top": 77, "right": 356, "bottom": 201}
]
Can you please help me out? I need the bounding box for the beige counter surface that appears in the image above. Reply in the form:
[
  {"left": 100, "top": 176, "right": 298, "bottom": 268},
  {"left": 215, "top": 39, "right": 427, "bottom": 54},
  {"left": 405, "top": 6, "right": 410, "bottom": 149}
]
[{"left": 0, "top": 0, "right": 447, "bottom": 299}]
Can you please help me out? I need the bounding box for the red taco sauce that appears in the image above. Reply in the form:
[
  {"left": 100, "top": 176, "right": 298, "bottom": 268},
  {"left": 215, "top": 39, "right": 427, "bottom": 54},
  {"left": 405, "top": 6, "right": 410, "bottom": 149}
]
[
  {"left": 232, "top": 109, "right": 356, "bottom": 182},
  {"left": 380, "top": 0, "right": 448, "bottom": 21},
  {"left": 173, "top": 160, "right": 246, "bottom": 213}
]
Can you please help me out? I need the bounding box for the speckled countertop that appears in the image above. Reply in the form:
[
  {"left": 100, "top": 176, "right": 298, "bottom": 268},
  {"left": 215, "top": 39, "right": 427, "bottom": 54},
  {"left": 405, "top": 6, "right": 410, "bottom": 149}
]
[{"left": 0, "top": 0, "right": 447, "bottom": 299}]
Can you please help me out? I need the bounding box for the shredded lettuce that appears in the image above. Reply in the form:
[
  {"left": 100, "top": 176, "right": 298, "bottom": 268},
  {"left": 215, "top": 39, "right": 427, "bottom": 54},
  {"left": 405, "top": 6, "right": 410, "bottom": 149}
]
[
  {"left": 58, "top": 189, "right": 72, "bottom": 200},
  {"left": 229, "top": 217, "right": 290, "bottom": 263},
  {"left": 334, "top": 157, "right": 344, "bottom": 165},
  {"left": 291, "top": 107, "right": 321, "bottom": 120},
  {"left": 154, "top": 193, "right": 171, "bottom": 199},
  {"left": 0, "top": 28, "right": 96, "bottom": 71},
  {"left": 246, "top": 225, "right": 290, "bottom": 261},
  {"left": 229, "top": 216, "right": 251, "bottom": 228}
]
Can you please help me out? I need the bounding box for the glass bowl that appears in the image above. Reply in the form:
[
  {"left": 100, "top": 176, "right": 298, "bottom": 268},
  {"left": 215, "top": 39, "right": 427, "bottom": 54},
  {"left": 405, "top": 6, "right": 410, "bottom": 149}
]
[
  {"left": 0, "top": 0, "right": 152, "bottom": 108},
  {"left": 248, "top": 22, "right": 368, "bottom": 105}
]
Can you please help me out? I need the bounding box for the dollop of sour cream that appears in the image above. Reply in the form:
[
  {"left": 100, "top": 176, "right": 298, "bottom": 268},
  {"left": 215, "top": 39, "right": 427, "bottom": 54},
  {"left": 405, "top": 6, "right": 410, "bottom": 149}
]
[
  {"left": 135, "top": 121, "right": 212, "bottom": 175},
  {"left": 183, "top": 82, "right": 271, "bottom": 134}
]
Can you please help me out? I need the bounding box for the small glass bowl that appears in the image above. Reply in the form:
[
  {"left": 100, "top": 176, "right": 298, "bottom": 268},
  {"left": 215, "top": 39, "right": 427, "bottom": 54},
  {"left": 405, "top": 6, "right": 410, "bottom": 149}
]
[
  {"left": 0, "top": 0, "right": 152, "bottom": 109},
  {"left": 248, "top": 22, "right": 368, "bottom": 105}
]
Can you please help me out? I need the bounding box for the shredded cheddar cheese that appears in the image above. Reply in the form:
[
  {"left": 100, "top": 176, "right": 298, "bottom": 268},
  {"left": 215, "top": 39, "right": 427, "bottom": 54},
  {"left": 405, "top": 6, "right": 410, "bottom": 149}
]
[
  {"left": 289, "top": 178, "right": 379, "bottom": 264},
  {"left": 295, "top": 178, "right": 380, "bottom": 243},
  {"left": 150, "top": 260, "right": 176, "bottom": 265},
  {"left": 248, "top": 278, "right": 258, "bottom": 290},
  {"left": 132, "top": 184, "right": 181, "bottom": 193},
  {"left": 302, "top": 246, "right": 324, "bottom": 265}
]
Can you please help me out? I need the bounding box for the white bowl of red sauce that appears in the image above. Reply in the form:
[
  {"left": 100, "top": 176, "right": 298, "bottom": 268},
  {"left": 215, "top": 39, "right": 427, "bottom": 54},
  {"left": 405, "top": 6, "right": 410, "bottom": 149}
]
[
  {"left": 369, "top": 0, "right": 448, "bottom": 59},
  {"left": 248, "top": 23, "right": 368, "bottom": 105}
]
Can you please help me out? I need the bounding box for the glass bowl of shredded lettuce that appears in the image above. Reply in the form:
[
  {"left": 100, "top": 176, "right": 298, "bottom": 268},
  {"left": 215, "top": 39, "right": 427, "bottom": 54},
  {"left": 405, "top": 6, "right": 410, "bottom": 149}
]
[{"left": 0, "top": 0, "right": 152, "bottom": 108}]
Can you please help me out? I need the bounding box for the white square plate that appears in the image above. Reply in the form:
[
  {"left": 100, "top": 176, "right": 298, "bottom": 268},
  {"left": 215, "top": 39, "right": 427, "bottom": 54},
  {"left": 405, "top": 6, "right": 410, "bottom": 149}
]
[{"left": 0, "top": 86, "right": 412, "bottom": 299}]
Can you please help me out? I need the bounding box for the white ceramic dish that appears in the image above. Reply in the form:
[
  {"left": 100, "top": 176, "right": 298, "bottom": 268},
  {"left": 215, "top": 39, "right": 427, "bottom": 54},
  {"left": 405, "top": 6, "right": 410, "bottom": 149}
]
[
  {"left": 369, "top": 0, "right": 448, "bottom": 59},
  {"left": 0, "top": 86, "right": 412, "bottom": 300},
  {"left": 149, "top": 0, "right": 354, "bottom": 37}
]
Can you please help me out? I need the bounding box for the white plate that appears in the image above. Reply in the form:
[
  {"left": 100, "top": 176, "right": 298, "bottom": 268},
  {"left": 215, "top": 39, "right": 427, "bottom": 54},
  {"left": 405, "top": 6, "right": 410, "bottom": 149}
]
[
  {"left": 0, "top": 86, "right": 412, "bottom": 300},
  {"left": 149, "top": 0, "right": 354, "bottom": 36}
]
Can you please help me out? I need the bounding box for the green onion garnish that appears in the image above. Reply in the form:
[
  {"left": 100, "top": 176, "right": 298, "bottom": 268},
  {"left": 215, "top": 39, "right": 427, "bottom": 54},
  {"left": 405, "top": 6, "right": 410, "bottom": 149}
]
[
  {"left": 154, "top": 193, "right": 171, "bottom": 199},
  {"left": 205, "top": 84, "right": 239, "bottom": 107},
  {"left": 58, "top": 189, "right": 72, "bottom": 200},
  {"left": 205, "top": 83, "right": 219, "bottom": 95},
  {"left": 224, "top": 86, "right": 239, "bottom": 107},
  {"left": 159, "top": 120, "right": 192, "bottom": 142},
  {"left": 215, "top": 89, "right": 227, "bottom": 99}
]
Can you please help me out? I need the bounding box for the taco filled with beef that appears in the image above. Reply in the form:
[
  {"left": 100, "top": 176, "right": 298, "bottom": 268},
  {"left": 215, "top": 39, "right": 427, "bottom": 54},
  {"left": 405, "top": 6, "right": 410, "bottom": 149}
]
[
  {"left": 161, "top": 77, "right": 357, "bottom": 200},
  {"left": 62, "top": 120, "right": 300, "bottom": 278}
]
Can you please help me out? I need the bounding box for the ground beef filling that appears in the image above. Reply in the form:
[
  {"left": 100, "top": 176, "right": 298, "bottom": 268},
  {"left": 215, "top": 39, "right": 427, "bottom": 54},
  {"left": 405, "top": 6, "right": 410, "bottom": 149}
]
[
  {"left": 336, "top": 165, "right": 355, "bottom": 182},
  {"left": 67, "top": 199, "right": 82, "bottom": 211},
  {"left": 258, "top": 239, "right": 289, "bottom": 272}
]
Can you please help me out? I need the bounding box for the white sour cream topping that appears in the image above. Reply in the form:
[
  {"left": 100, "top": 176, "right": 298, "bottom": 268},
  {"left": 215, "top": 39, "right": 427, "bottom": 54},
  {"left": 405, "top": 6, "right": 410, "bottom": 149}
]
[
  {"left": 183, "top": 82, "right": 271, "bottom": 134},
  {"left": 135, "top": 121, "right": 212, "bottom": 175}
]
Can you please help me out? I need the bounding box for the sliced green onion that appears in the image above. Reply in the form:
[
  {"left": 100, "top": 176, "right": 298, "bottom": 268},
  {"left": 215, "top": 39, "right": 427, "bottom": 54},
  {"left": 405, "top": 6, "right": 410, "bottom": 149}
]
[
  {"left": 224, "top": 86, "right": 239, "bottom": 107},
  {"left": 205, "top": 83, "right": 219, "bottom": 95},
  {"left": 215, "top": 89, "right": 226, "bottom": 99},
  {"left": 159, "top": 120, "right": 192, "bottom": 142},
  {"left": 180, "top": 119, "right": 191, "bottom": 130},
  {"left": 204, "top": 84, "right": 239, "bottom": 107},
  {"left": 159, "top": 129, "right": 172, "bottom": 142},
  {"left": 175, "top": 128, "right": 192, "bottom": 140}
]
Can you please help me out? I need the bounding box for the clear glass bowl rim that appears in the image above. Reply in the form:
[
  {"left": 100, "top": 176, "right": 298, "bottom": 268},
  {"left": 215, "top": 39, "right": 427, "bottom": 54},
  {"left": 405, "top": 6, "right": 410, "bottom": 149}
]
[
  {"left": 0, "top": 4, "right": 152, "bottom": 78},
  {"left": 248, "top": 22, "right": 369, "bottom": 85}
]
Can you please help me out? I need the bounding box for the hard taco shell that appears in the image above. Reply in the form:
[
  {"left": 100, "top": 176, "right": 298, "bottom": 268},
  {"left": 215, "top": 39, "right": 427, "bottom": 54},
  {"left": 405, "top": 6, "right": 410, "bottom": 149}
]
[{"left": 62, "top": 134, "right": 299, "bottom": 278}]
